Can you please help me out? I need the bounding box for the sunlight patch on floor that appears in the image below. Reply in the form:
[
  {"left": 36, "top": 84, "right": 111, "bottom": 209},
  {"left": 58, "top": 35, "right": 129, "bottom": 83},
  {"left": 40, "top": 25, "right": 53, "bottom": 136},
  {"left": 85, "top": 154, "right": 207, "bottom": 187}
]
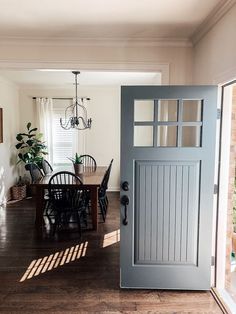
[
  {"left": 19, "top": 241, "right": 88, "bottom": 282},
  {"left": 102, "top": 229, "right": 120, "bottom": 248}
]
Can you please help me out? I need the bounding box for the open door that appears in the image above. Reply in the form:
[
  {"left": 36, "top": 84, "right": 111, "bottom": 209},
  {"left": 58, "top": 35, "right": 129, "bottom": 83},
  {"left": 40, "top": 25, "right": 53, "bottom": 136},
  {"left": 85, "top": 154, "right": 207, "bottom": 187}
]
[{"left": 120, "top": 86, "right": 218, "bottom": 290}]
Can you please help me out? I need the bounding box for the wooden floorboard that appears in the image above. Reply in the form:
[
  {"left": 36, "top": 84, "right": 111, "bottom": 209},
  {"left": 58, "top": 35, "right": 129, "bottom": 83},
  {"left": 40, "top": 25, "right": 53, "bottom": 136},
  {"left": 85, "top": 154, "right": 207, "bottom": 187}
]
[{"left": 0, "top": 192, "right": 222, "bottom": 313}]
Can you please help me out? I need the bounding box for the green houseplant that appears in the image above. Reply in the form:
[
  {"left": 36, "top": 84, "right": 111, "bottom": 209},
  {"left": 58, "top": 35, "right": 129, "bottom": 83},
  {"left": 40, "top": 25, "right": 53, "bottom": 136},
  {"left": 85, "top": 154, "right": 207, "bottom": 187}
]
[
  {"left": 68, "top": 153, "right": 83, "bottom": 174},
  {"left": 15, "top": 122, "right": 48, "bottom": 170}
]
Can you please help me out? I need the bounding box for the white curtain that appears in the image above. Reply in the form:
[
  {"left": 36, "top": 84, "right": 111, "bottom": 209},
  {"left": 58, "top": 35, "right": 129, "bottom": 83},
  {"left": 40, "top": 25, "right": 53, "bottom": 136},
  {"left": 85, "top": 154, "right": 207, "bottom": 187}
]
[{"left": 36, "top": 98, "right": 54, "bottom": 165}]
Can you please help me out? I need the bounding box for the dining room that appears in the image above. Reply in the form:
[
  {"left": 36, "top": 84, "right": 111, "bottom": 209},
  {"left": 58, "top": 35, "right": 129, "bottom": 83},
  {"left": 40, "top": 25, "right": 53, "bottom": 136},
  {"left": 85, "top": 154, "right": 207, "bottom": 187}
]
[{"left": 1, "top": 69, "right": 164, "bottom": 229}]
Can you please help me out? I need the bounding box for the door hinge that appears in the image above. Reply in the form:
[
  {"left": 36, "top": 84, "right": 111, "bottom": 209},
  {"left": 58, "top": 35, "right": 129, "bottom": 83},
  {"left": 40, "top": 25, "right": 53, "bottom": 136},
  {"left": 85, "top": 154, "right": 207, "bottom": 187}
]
[
  {"left": 217, "top": 109, "right": 221, "bottom": 119},
  {"left": 214, "top": 184, "right": 218, "bottom": 194},
  {"left": 211, "top": 256, "right": 215, "bottom": 266}
]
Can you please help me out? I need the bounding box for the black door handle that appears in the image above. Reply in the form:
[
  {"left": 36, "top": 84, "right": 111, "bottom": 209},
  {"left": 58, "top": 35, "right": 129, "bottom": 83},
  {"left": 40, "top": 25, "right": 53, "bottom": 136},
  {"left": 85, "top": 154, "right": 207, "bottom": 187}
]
[
  {"left": 121, "top": 195, "right": 129, "bottom": 225},
  {"left": 121, "top": 181, "right": 129, "bottom": 191}
]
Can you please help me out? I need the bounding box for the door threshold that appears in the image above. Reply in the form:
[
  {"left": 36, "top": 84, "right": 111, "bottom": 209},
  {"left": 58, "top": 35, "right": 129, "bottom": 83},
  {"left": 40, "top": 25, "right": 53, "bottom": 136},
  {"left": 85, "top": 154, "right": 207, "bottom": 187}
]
[{"left": 211, "top": 287, "right": 233, "bottom": 314}]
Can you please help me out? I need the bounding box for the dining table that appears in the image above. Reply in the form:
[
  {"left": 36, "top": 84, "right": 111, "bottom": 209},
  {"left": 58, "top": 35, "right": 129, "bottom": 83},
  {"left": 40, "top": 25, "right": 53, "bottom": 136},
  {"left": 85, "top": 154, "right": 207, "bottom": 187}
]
[{"left": 31, "top": 166, "right": 107, "bottom": 231}]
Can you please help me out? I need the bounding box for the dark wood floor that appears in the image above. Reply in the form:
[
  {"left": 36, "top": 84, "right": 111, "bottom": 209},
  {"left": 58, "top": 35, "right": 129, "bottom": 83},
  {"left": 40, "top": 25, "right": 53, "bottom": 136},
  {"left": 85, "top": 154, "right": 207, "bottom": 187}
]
[{"left": 0, "top": 192, "right": 222, "bottom": 313}]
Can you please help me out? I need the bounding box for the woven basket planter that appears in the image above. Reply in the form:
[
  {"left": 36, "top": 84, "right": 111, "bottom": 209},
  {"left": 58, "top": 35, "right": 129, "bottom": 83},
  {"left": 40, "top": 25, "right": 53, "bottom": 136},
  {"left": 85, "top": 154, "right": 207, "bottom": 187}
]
[{"left": 11, "top": 185, "right": 27, "bottom": 200}]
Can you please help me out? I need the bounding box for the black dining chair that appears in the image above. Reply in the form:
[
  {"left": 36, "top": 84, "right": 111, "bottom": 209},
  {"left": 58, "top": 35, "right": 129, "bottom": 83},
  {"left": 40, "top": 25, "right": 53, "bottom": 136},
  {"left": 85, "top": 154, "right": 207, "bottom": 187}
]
[
  {"left": 26, "top": 162, "right": 53, "bottom": 222},
  {"left": 80, "top": 154, "right": 97, "bottom": 172},
  {"left": 41, "top": 159, "right": 53, "bottom": 175},
  {"left": 98, "top": 159, "right": 114, "bottom": 222},
  {"left": 26, "top": 163, "right": 44, "bottom": 183},
  {"left": 48, "top": 171, "right": 87, "bottom": 236}
]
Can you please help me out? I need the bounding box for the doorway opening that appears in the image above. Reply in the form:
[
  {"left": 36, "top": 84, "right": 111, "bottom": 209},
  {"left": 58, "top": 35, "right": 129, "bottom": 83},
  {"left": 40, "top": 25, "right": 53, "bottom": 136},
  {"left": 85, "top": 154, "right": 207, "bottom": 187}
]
[
  {"left": 0, "top": 67, "right": 224, "bottom": 311},
  {"left": 215, "top": 81, "right": 236, "bottom": 311}
]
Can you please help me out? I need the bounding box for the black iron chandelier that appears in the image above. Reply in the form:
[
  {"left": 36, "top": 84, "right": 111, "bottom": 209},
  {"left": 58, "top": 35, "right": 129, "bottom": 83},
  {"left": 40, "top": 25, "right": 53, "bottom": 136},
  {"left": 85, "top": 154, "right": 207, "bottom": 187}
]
[{"left": 60, "top": 71, "right": 92, "bottom": 130}]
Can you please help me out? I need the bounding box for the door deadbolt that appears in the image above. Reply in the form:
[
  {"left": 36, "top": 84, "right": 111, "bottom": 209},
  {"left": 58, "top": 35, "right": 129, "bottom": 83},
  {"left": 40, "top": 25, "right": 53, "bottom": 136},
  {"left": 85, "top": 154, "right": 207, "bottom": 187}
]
[{"left": 121, "top": 181, "right": 129, "bottom": 191}]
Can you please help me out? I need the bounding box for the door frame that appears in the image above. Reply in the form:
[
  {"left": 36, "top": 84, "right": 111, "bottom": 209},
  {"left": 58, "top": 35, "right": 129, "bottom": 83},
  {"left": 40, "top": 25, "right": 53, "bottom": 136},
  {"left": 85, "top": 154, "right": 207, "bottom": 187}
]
[
  {"left": 0, "top": 61, "right": 170, "bottom": 85},
  {"left": 214, "top": 84, "right": 234, "bottom": 290},
  {"left": 0, "top": 58, "right": 225, "bottom": 290}
]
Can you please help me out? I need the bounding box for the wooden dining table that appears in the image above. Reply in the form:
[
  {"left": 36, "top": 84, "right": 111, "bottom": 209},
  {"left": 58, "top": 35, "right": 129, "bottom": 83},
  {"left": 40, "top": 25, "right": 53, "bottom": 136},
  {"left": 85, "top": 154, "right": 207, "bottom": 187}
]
[{"left": 31, "top": 166, "right": 107, "bottom": 231}]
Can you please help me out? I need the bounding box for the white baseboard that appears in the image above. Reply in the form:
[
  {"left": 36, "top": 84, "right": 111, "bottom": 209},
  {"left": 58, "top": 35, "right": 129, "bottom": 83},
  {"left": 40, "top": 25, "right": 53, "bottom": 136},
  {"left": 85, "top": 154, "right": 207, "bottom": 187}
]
[{"left": 108, "top": 187, "right": 120, "bottom": 192}]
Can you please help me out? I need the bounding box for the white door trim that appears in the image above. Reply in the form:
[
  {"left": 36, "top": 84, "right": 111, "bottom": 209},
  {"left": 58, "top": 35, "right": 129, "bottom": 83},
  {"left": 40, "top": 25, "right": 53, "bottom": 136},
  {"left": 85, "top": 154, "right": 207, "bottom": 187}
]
[
  {"left": 215, "top": 85, "right": 233, "bottom": 289},
  {"left": 0, "top": 61, "right": 170, "bottom": 84}
]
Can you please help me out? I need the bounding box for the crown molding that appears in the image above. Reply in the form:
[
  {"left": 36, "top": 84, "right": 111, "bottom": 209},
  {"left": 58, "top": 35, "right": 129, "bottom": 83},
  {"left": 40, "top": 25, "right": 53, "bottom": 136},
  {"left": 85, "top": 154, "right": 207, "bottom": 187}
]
[
  {"left": 0, "top": 36, "right": 192, "bottom": 48},
  {"left": 191, "top": 0, "right": 236, "bottom": 45}
]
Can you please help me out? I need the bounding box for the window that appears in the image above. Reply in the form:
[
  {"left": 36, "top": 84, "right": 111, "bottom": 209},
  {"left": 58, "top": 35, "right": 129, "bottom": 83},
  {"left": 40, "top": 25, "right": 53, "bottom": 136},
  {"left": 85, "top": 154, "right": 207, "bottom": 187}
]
[
  {"left": 52, "top": 100, "right": 73, "bottom": 166},
  {"left": 133, "top": 99, "right": 203, "bottom": 147}
]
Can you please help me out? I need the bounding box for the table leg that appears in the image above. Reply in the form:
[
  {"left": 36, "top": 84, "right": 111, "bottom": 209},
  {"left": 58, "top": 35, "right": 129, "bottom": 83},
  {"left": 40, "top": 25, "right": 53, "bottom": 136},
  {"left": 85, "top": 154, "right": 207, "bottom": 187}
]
[
  {"left": 90, "top": 186, "right": 98, "bottom": 231},
  {"left": 35, "top": 187, "right": 44, "bottom": 231}
]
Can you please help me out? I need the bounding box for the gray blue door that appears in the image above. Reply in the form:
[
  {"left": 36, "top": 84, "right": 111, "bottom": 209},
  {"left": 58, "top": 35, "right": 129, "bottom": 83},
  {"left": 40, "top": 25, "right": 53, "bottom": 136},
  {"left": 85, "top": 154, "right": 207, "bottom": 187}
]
[{"left": 120, "top": 86, "right": 218, "bottom": 289}]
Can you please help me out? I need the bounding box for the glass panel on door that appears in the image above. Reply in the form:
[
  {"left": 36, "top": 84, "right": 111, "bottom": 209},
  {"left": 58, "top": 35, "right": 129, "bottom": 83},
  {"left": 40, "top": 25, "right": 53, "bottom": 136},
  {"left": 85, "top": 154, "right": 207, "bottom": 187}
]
[
  {"left": 157, "top": 126, "right": 177, "bottom": 147},
  {"left": 182, "top": 100, "right": 202, "bottom": 122},
  {"left": 134, "top": 100, "right": 154, "bottom": 121},
  {"left": 134, "top": 126, "right": 153, "bottom": 146},
  {"left": 158, "top": 100, "right": 178, "bottom": 122}
]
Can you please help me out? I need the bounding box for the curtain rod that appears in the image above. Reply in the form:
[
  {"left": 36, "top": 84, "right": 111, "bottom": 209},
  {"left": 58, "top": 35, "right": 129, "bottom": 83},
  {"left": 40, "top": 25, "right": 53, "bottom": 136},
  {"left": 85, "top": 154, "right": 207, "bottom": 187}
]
[{"left": 32, "top": 97, "right": 73, "bottom": 100}]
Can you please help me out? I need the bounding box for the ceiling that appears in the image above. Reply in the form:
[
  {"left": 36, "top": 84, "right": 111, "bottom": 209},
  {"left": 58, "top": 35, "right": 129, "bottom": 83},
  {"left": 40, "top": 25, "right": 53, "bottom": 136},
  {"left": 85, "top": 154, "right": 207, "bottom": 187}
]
[
  {"left": 0, "top": 0, "right": 225, "bottom": 40},
  {"left": 0, "top": 70, "right": 162, "bottom": 87}
]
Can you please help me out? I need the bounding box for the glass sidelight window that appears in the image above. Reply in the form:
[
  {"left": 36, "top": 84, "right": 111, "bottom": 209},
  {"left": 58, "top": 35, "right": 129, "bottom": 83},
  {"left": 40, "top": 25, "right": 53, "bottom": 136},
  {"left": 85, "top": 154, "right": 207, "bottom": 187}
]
[{"left": 133, "top": 98, "right": 203, "bottom": 147}]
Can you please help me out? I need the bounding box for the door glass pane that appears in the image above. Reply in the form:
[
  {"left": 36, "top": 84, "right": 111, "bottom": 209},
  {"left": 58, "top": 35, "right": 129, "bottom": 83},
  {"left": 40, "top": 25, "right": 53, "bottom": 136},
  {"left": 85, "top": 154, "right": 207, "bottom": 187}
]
[
  {"left": 183, "top": 100, "right": 202, "bottom": 122},
  {"left": 182, "top": 126, "right": 202, "bottom": 147},
  {"left": 134, "top": 100, "right": 154, "bottom": 122},
  {"left": 158, "top": 100, "right": 178, "bottom": 122},
  {"left": 134, "top": 126, "right": 153, "bottom": 146},
  {"left": 157, "top": 126, "right": 177, "bottom": 147}
]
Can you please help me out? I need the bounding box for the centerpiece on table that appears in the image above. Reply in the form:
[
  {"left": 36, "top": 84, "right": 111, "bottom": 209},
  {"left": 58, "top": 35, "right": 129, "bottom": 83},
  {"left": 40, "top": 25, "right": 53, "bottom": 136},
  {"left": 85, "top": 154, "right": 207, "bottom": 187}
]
[{"left": 68, "top": 153, "right": 83, "bottom": 174}]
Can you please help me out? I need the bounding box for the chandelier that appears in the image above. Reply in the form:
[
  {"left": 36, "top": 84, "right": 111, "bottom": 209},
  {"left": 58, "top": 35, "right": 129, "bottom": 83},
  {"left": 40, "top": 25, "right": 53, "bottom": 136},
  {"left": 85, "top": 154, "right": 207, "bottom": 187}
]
[{"left": 60, "top": 71, "right": 92, "bottom": 130}]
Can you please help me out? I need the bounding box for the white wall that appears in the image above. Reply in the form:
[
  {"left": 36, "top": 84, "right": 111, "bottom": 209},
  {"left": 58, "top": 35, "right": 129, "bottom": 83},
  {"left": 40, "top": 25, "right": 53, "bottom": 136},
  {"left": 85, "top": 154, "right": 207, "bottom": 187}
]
[
  {"left": 19, "top": 86, "right": 120, "bottom": 190},
  {"left": 0, "top": 43, "right": 193, "bottom": 85},
  {"left": 193, "top": 4, "right": 236, "bottom": 84},
  {"left": 83, "top": 86, "right": 120, "bottom": 191},
  {"left": 0, "top": 76, "right": 19, "bottom": 204}
]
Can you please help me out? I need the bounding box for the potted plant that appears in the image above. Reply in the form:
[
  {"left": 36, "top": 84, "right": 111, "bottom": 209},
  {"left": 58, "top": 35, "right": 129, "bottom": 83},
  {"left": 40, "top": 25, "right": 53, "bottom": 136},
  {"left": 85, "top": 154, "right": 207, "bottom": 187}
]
[
  {"left": 15, "top": 122, "right": 48, "bottom": 170},
  {"left": 68, "top": 153, "right": 83, "bottom": 174},
  {"left": 11, "top": 176, "right": 27, "bottom": 200}
]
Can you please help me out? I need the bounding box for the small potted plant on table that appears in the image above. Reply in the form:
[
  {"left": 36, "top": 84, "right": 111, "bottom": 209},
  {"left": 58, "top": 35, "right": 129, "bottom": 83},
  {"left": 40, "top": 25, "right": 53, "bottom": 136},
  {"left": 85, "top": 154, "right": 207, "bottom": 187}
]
[{"left": 69, "top": 153, "right": 83, "bottom": 174}]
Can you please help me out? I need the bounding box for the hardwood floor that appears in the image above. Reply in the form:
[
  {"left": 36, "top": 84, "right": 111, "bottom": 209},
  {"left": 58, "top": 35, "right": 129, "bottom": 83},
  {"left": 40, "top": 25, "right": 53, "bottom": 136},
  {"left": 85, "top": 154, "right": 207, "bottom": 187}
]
[{"left": 0, "top": 192, "right": 222, "bottom": 313}]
